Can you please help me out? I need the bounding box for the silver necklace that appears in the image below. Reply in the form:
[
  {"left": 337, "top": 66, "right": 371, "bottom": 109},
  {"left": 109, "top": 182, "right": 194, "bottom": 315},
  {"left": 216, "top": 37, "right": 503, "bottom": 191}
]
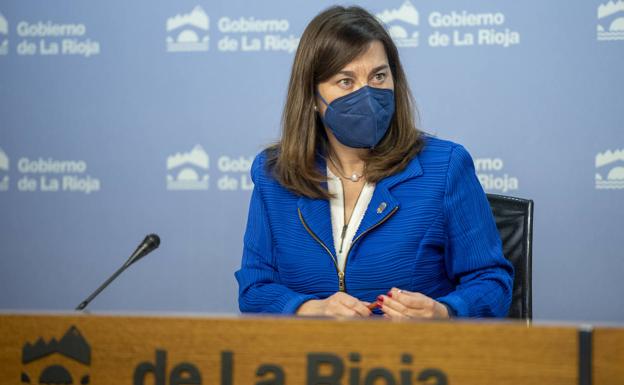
[{"left": 328, "top": 155, "right": 364, "bottom": 182}]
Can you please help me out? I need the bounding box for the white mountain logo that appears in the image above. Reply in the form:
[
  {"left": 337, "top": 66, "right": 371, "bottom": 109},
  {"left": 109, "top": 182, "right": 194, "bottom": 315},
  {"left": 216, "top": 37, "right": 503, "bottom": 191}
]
[
  {"left": 376, "top": 0, "right": 419, "bottom": 47},
  {"left": 166, "top": 6, "right": 210, "bottom": 52},
  {"left": 595, "top": 149, "right": 624, "bottom": 189},
  {"left": 0, "top": 12, "right": 8, "bottom": 56},
  {"left": 166, "top": 145, "right": 210, "bottom": 190},
  {"left": 0, "top": 147, "right": 9, "bottom": 191},
  {"left": 377, "top": 0, "right": 419, "bottom": 26},
  {"left": 597, "top": 0, "right": 624, "bottom": 41}
]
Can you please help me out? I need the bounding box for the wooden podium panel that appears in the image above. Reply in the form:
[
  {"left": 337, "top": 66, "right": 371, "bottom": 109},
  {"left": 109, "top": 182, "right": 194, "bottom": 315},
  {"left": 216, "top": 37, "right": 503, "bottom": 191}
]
[
  {"left": 594, "top": 327, "right": 624, "bottom": 385},
  {"left": 0, "top": 314, "right": 579, "bottom": 385}
]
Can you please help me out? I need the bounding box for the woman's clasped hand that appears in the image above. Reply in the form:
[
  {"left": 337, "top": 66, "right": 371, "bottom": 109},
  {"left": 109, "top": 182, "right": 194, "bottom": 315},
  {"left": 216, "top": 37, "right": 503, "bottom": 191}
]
[{"left": 296, "top": 288, "right": 450, "bottom": 319}]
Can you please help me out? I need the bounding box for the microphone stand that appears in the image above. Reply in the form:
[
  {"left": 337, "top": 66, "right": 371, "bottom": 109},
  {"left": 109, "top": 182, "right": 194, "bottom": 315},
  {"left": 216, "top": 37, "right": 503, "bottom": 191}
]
[
  {"left": 75, "top": 262, "right": 130, "bottom": 311},
  {"left": 75, "top": 234, "right": 160, "bottom": 311}
]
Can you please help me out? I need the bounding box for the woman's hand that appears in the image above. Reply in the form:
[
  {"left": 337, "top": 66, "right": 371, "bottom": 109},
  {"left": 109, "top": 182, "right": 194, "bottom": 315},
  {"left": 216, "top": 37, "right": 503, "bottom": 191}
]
[
  {"left": 296, "top": 292, "right": 372, "bottom": 317},
  {"left": 377, "top": 288, "right": 450, "bottom": 320}
]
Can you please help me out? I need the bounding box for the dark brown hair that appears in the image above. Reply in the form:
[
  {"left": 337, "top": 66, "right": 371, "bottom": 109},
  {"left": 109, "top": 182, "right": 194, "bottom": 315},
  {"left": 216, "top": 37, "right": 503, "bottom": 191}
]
[{"left": 266, "top": 5, "right": 423, "bottom": 199}]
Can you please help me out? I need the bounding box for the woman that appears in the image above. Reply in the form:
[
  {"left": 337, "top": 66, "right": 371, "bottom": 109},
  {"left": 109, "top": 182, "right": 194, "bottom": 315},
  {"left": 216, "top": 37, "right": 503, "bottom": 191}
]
[{"left": 235, "top": 6, "right": 513, "bottom": 318}]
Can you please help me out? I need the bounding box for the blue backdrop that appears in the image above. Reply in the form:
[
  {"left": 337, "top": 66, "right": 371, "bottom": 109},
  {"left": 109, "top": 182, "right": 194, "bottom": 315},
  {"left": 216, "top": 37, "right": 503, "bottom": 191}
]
[{"left": 0, "top": 0, "right": 622, "bottom": 322}]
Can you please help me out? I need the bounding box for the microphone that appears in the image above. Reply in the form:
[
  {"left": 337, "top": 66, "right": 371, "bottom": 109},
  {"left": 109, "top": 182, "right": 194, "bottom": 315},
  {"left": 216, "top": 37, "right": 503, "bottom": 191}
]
[{"left": 75, "top": 234, "right": 161, "bottom": 311}]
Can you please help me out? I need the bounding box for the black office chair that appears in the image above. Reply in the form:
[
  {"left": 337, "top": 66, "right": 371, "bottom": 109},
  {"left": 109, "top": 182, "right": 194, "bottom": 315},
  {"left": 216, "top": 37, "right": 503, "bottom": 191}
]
[{"left": 486, "top": 193, "right": 534, "bottom": 320}]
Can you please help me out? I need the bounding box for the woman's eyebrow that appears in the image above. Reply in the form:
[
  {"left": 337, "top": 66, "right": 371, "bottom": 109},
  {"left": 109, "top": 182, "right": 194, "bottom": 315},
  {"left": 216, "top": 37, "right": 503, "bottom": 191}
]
[
  {"left": 369, "top": 64, "right": 389, "bottom": 74},
  {"left": 335, "top": 64, "right": 389, "bottom": 78}
]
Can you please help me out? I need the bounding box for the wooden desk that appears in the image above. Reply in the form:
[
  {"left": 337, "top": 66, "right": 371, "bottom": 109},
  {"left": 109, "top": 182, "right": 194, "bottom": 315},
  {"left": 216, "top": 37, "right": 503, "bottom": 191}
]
[
  {"left": 0, "top": 314, "right": 594, "bottom": 385},
  {"left": 594, "top": 326, "right": 624, "bottom": 385}
]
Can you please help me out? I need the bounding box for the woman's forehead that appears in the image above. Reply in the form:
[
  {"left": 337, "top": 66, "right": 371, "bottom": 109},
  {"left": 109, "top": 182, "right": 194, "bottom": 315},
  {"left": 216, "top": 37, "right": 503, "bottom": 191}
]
[{"left": 339, "top": 41, "right": 388, "bottom": 73}]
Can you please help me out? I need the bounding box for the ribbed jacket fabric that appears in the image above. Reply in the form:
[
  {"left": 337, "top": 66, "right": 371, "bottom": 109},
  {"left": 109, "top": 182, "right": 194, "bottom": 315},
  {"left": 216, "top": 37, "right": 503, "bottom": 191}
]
[{"left": 235, "top": 136, "right": 514, "bottom": 317}]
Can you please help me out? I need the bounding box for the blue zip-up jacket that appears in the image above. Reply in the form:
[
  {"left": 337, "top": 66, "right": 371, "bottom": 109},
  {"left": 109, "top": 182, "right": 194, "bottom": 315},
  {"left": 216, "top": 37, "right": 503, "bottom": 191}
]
[{"left": 235, "top": 136, "right": 514, "bottom": 317}]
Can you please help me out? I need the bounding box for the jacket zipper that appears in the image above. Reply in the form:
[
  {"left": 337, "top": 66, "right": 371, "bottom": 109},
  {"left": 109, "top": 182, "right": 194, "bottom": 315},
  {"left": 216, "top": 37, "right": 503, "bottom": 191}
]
[
  {"left": 297, "top": 208, "right": 345, "bottom": 291},
  {"left": 338, "top": 178, "right": 363, "bottom": 255},
  {"left": 297, "top": 205, "right": 399, "bottom": 293},
  {"left": 339, "top": 224, "right": 348, "bottom": 254}
]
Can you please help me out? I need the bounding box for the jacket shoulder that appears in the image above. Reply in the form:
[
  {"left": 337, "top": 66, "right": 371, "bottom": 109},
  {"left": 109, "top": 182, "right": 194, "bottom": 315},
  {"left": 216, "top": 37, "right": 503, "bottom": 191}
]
[
  {"left": 418, "top": 135, "right": 465, "bottom": 164},
  {"left": 250, "top": 148, "right": 293, "bottom": 197},
  {"left": 250, "top": 148, "right": 274, "bottom": 183},
  {"left": 421, "top": 135, "right": 461, "bottom": 153}
]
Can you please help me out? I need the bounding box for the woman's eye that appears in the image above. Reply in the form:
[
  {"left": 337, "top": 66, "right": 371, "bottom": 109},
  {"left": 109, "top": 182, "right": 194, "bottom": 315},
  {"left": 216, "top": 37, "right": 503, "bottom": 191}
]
[
  {"left": 374, "top": 72, "right": 387, "bottom": 82},
  {"left": 338, "top": 78, "right": 352, "bottom": 87}
]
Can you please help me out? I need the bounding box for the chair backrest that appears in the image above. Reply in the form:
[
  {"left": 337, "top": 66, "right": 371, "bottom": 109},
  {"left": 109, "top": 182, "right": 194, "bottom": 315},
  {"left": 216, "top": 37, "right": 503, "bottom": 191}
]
[{"left": 486, "top": 193, "right": 534, "bottom": 320}]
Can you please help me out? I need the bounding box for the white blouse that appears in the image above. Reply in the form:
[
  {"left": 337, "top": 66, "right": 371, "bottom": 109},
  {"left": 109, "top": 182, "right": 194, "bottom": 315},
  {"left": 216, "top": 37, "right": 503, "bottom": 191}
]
[{"left": 326, "top": 166, "right": 375, "bottom": 272}]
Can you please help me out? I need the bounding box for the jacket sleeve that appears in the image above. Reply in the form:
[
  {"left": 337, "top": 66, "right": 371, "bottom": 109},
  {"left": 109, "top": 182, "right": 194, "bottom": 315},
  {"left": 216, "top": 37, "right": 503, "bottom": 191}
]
[
  {"left": 234, "top": 155, "right": 318, "bottom": 314},
  {"left": 435, "top": 145, "right": 514, "bottom": 317}
]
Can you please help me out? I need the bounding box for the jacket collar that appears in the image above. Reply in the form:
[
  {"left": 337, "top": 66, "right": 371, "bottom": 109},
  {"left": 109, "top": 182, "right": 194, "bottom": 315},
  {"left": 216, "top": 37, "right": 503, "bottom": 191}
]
[
  {"left": 297, "top": 154, "right": 423, "bottom": 256},
  {"left": 353, "top": 155, "right": 423, "bottom": 241},
  {"left": 377, "top": 155, "right": 423, "bottom": 190}
]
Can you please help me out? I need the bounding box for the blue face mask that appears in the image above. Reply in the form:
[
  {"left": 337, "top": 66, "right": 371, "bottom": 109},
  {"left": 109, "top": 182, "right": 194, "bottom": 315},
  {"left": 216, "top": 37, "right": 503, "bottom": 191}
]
[{"left": 317, "top": 85, "right": 395, "bottom": 149}]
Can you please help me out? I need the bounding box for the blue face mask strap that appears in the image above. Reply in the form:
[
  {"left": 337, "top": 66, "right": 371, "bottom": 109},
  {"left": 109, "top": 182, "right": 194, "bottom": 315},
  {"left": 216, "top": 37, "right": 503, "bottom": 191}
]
[{"left": 315, "top": 91, "right": 330, "bottom": 108}]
